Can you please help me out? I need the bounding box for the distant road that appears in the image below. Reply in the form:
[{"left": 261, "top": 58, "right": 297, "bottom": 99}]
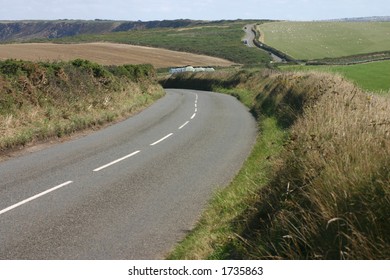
[
  {"left": 242, "top": 24, "right": 256, "bottom": 47},
  {"left": 243, "top": 24, "right": 284, "bottom": 63},
  {"left": 0, "top": 89, "right": 257, "bottom": 259}
]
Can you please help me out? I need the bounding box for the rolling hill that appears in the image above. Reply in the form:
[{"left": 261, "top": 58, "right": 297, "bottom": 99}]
[{"left": 0, "top": 19, "right": 199, "bottom": 42}]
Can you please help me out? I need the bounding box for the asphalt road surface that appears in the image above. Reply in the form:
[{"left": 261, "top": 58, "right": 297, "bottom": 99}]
[
  {"left": 0, "top": 89, "right": 257, "bottom": 259},
  {"left": 243, "top": 24, "right": 256, "bottom": 47}
]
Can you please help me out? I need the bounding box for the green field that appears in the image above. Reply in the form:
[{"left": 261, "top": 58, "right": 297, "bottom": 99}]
[
  {"left": 281, "top": 60, "right": 390, "bottom": 93},
  {"left": 257, "top": 21, "right": 390, "bottom": 60},
  {"left": 39, "top": 21, "right": 271, "bottom": 65}
]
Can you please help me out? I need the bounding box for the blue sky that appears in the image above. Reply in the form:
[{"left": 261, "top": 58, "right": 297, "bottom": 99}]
[{"left": 0, "top": 0, "right": 388, "bottom": 21}]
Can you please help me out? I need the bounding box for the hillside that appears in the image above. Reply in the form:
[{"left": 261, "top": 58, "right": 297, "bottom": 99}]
[
  {"left": 0, "top": 42, "right": 234, "bottom": 68},
  {"left": 0, "top": 20, "right": 270, "bottom": 66},
  {"left": 42, "top": 20, "right": 271, "bottom": 65},
  {"left": 0, "top": 19, "right": 199, "bottom": 42}
]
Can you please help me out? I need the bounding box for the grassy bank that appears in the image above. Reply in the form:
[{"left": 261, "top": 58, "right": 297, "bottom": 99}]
[
  {"left": 161, "top": 69, "right": 390, "bottom": 259},
  {"left": 0, "top": 59, "right": 164, "bottom": 154}
]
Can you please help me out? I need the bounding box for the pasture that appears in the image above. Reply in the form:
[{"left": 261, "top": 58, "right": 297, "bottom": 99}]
[
  {"left": 281, "top": 60, "right": 390, "bottom": 93},
  {"left": 257, "top": 21, "right": 390, "bottom": 60}
]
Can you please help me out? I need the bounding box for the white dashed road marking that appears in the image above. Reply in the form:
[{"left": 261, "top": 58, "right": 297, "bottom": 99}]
[
  {"left": 0, "top": 181, "right": 73, "bottom": 216},
  {"left": 179, "top": 121, "right": 190, "bottom": 130},
  {"left": 0, "top": 93, "right": 201, "bottom": 217},
  {"left": 93, "top": 150, "right": 141, "bottom": 172},
  {"left": 150, "top": 133, "right": 174, "bottom": 146}
]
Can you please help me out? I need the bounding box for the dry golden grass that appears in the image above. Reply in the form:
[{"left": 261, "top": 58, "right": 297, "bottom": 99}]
[
  {"left": 248, "top": 71, "right": 390, "bottom": 259},
  {"left": 162, "top": 69, "right": 390, "bottom": 259},
  {"left": 0, "top": 42, "right": 234, "bottom": 68}
]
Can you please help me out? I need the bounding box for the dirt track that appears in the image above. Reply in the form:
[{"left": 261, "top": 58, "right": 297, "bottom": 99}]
[{"left": 0, "top": 42, "right": 234, "bottom": 68}]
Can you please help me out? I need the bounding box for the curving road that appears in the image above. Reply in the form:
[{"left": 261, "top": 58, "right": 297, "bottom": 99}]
[
  {"left": 243, "top": 24, "right": 256, "bottom": 48},
  {"left": 243, "top": 24, "right": 284, "bottom": 63},
  {"left": 0, "top": 89, "right": 257, "bottom": 259}
]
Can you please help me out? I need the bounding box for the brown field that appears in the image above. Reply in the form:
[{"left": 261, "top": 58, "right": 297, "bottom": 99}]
[{"left": 0, "top": 42, "right": 234, "bottom": 68}]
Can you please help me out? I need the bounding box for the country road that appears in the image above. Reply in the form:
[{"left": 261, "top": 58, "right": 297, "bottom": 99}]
[
  {"left": 243, "top": 24, "right": 284, "bottom": 63},
  {"left": 0, "top": 89, "right": 257, "bottom": 259},
  {"left": 242, "top": 24, "right": 256, "bottom": 47}
]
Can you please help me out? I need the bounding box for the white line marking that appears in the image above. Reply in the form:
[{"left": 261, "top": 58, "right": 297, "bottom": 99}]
[
  {"left": 93, "top": 150, "right": 141, "bottom": 172},
  {"left": 191, "top": 113, "right": 196, "bottom": 119},
  {"left": 195, "top": 108, "right": 198, "bottom": 113},
  {"left": 0, "top": 181, "right": 73, "bottom": 216},
  {"left": 150, "top": 133, "right": 173, "bottom": 146},
  {"left": 179, "top": 121, "right": 190, "bottom": 130},
  {"left": 195, "top": 103, "right": 197, "bottom": 108}
]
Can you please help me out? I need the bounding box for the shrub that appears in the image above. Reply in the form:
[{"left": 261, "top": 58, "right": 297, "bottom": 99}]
[
  {"left": 0, "top": 59, "right": 162, "bottom": 151},
  {"left": 71, "top": 58, "right": 110, "bottom": 78}
]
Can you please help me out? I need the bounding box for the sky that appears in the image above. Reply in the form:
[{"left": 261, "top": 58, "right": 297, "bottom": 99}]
[{"left": 0, "top": 0, "right": 389, "bottom": 21}]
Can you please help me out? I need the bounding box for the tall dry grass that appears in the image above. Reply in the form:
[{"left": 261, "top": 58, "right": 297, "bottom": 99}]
[
  {"left": 162, "top": 69, "right": 390, "bottom": 259},
  {"left": 243, "top": 71, "right": 390, "bottom": 259}
]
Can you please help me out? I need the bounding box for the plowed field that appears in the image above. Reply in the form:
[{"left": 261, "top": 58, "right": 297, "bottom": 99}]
[{"left": 0, "top": 42, "right": 234, "bottom": 67}]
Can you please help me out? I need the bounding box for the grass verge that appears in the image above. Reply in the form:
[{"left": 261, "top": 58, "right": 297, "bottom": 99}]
[
  {"left": 161, "top": 69, "right": 390, "bottom": 259},
  {"left": 168, "top": 116, "right": 286, "bottom": 259}
]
